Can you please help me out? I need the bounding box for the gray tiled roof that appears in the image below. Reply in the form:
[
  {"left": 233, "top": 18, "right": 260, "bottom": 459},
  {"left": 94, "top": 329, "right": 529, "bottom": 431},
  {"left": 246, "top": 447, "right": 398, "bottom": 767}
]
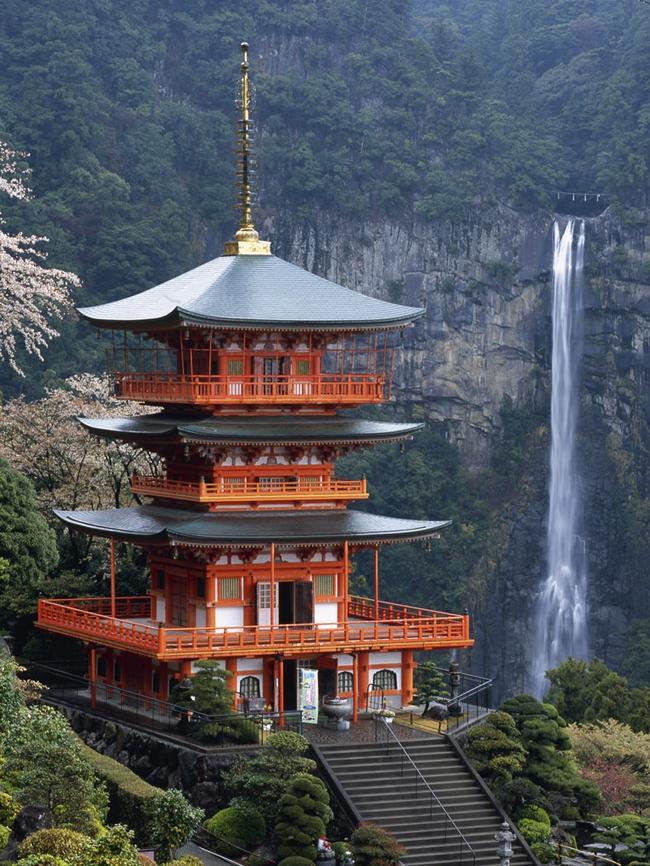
[
  {"left": 53, "top": 505, "right": 449, "bottom": 546},
  {"left": 78, "top": 255, "right": 423, "bottom": 331},
  {"left": 78, "top": 414, "right": 424, "bottom": 445}
]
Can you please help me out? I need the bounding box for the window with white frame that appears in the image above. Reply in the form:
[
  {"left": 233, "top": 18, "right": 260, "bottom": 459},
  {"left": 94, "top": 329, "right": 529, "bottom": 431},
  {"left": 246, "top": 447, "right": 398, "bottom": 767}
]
[
  {"left": 338, "top": 670, "right": 353, "bottom": 692},
  {"left": 372, "top": 669, "right": 398, "bottom": 690},
  {"left": 240, "top": 676, "right": 260, "bottom": 699}
]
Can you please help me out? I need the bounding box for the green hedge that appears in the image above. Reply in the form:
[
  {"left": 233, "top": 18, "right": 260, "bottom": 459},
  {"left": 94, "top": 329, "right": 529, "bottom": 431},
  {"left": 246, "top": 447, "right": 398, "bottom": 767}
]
[
  {"left": 77, "top": 741, "right": 159, "bottom": 843},
  {"left": 204, "top": 806, "right": 265, "bottom": 858}
]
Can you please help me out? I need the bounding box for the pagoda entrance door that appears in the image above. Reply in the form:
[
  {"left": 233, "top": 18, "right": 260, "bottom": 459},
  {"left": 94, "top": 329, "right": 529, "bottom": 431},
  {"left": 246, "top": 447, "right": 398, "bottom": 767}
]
[
  {"left": 258, "top": 356, "right": 289, "bottom": 395},
  {"left": 278, "top": 580, "right": 313, "bottom": 626}
]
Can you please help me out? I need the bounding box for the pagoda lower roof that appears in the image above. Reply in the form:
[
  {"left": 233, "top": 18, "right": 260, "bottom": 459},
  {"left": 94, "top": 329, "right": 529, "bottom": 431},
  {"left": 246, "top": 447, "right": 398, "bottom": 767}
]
[
  {"left": 77, "top": 254, "right": 423, "bottom": 332},
  {"left": 53, "top": 505, "right": 449, "bottom": 547},
  {"left": 78, "top": 414, "right": 424, "bottom": 446}
]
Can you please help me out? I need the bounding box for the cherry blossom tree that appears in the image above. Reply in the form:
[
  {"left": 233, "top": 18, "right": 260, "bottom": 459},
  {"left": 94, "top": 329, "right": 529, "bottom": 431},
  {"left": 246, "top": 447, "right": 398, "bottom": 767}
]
[
  {"left": 0, "top": 141, "right": 78, "bottom": 373},
  {"left": 0, "top": 372, "right": 158, "bottom": 514}
]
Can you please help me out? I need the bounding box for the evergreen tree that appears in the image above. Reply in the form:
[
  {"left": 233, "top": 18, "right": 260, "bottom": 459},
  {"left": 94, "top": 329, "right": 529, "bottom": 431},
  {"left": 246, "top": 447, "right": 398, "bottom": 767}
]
[
  {"left": 275, "top": 774, "right": 333, "bottom": 862},
  {"left": 0, "top": 458, "right": 58, "bottom": 627}
]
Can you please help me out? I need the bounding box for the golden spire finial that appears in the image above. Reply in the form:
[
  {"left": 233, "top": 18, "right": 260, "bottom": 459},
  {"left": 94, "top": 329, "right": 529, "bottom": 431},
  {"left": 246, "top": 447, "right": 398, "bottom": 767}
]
[{"left": 224, "top": 41, "right": 271, "bottom": 256}]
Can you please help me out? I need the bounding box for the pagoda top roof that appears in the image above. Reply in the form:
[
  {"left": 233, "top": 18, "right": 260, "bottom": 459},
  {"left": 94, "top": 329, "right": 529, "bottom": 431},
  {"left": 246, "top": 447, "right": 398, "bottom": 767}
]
[
  {"left": 53, "top": 505, "right": 449, "bottom": 547},
  {"left": 77, "top": 254, "right": 423, "bottom": 332},
  {"left": 78, "top": 414, "right": 424, "bottom": 446}
]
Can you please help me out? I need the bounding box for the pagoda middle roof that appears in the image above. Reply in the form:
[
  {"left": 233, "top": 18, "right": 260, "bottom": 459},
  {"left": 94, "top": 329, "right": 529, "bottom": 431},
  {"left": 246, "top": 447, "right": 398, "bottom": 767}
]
[
  {"left": 77, "top": 254, "right": 423, "bottom": 332},
  {"left": 53, "top": 505, "right": 449, "bottom": 547},
  {"left": 78, "top": 414, "right": 424, "bottom": 446}
]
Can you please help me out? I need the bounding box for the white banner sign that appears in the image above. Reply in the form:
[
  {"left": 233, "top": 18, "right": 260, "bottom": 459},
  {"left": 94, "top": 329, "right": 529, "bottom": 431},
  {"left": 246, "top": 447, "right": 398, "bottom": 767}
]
[{"left": 300, "top": 668, "right": 319, "bottom": 724}]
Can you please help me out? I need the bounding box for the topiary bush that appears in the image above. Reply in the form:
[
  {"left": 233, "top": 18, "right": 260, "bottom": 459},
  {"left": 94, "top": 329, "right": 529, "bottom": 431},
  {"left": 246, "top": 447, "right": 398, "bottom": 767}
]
[
  {"left": 16, "top": 857, "right": 70, "bottom": 866},
  {"left": 531, "top": 842, "right": 556, "bottom": 864},
  {"left": 350, "top": 823, "right": 405, "bottom": 866},
  {"left": 0, "top": 792, "right": 21, "bottom": 826},
  {"left": 204, "top": 805, "right": 265, "bottom": 858},
  {"left": 275, "top": 773, "right": 333, "bottom": 862},
  {"left": 278, "top": 858, "right": 315, "bottom": 866},
  {"left": 18, "top": 829, "right": 89, "bottom": 861}
]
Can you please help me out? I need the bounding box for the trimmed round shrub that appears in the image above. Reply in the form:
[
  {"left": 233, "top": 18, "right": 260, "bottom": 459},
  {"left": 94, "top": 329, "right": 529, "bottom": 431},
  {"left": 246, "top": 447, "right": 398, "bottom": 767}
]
[
  {"left": 0, "top": 793, "right": 21, "bottom": 827},
  {"left": 204, "top": 806, "right": 265, "bottom": 858},
  {"left": 16, "top": 857, "right": 70, "bottom": 866},
  {"left": 531, "top": 842, "right": 556, "bottom": 863},
  {"left": 18, "top": 829, "right": 88, "bottom": 861},
  {"left": 350, "top": 823, "right": 405, "bottom": 866},
  {"left": 278, "top": 858, "right": 315, "bottom": 866},
  {"left": 518, "top": 818, "right": 550, "bottom": 846}
]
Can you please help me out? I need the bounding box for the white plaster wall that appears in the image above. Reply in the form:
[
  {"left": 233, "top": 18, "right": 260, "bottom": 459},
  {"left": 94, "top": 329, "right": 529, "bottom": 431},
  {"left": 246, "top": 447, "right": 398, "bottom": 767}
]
[
  {"left": 315, "top": 602, "right": 338, "bottom": 627},
  {"left": 156, "top": 597, "right": 165, "bottom": 621},
  {"left": 370, "top": 652, "right": 402, "bottom": 666},
  {"left": 215, "top": 606, "right": 244, "bottom": 629},
  {"left": 237, "top": 658, "right": 263, "bottom": 672},
  {"left": 195, "top": 606, "right": 206, "bottom": 628},
  {"left": 337, "top": 653, "right": 354, "bottom": 665}
]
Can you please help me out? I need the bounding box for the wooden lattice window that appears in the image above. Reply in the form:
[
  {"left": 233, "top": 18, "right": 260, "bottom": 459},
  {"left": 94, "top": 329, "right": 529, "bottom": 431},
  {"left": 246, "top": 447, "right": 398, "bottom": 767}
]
[
  {"left": 373, "top": 669, "right": 398, "bottom": 690},
  {"left": 240, "top": 676, "right": 260, "bottom": 699},
  {"left": 227, "top": 358, "right": 244, "bottom": 375},
  {"left": 295, "top": 359, "right": 311, "bottom": 375},
  {"left": 220, "top": 577, "right": 242, "bottom": 601},
  {"left": 315, "top": 574, "right": 336, "bottom": 598},
  {"left": 338, "top": 671, "right": 353, "bottom": 692}
]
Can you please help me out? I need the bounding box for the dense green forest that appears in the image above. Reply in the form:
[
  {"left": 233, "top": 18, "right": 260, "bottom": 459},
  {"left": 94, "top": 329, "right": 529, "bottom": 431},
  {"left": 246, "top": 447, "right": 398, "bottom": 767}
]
[
  {"left": 1, "top": 1, "right": 649, "bottom": 685},
  {"left": 1, "top": 0, "right": 650, "bottom": 395}
]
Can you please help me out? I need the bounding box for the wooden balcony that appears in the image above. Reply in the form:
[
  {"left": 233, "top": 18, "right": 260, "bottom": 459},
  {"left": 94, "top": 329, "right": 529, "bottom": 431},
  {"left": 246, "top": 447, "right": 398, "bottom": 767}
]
[
  {"left": 114, "top": 372, "right": 385, "bottom": 406},
  {"left": 37, "top": 595, "right": 472, "bottom": 660},
  {"left": 130, "top": 474, "right": 368, "bottom": 505}
]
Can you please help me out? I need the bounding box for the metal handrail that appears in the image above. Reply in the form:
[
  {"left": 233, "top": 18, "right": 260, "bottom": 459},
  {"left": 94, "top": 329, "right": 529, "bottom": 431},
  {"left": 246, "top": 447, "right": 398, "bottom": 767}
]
[
  {"left": 21, "top": 661, "right": 303, "bottom": 739},
  {"left": 377, "top": 718, "right": 476, "bottom": 865}
]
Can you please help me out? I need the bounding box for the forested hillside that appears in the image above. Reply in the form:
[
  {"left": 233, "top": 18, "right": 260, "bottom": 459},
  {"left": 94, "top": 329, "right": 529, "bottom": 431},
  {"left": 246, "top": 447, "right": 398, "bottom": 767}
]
[
  {"left": 1, "top": 0, "right": 649, "bottom": 694},
  {"left": 2, "top": 0, "right": 649, "bottom": 394}
]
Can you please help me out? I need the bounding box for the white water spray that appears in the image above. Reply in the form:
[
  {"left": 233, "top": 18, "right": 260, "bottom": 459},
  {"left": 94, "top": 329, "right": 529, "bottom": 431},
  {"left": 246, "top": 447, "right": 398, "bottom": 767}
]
[{"left": 531, "top": 219, "right": 589, "bottom": 698}]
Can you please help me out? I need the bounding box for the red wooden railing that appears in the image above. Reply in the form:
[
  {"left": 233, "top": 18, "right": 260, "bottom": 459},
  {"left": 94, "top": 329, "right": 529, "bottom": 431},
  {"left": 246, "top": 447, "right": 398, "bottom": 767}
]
[
  {"left": 37, "top": 595, "right": 472, "bottom": 658},
  {"left": 114, "top": 372, "right": 385, "bottom": 405},
  {"left": 130, "top": 474, "right": 368, "bottom": 503}
]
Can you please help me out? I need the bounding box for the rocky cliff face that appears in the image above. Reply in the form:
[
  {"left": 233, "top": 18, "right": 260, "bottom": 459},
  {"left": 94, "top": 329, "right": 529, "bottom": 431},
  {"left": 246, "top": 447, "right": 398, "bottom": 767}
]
[{"left": 274, "top": 205, "right": 650, "bottom": 695}]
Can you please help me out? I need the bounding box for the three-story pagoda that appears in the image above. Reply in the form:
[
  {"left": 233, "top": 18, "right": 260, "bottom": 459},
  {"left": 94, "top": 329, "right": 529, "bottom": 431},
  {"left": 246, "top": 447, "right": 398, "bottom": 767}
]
[{"left": 37, "top": 44, "right": 472, "bottom": 720}]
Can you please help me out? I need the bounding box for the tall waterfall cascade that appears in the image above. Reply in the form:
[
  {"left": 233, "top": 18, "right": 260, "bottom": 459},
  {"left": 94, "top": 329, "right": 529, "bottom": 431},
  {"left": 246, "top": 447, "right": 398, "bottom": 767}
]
[{"left": 531, "top": 219, "right": 589, "bottom": 698}]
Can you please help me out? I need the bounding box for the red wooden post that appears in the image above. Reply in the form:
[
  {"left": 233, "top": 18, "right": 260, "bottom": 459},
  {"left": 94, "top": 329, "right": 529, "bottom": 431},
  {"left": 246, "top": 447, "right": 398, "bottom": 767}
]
[
  {"left": 89, "top": 646, "right": 97, "bottom": 710},
  {"left": 110, "top": 537, "right": 116, "bottom": 619},
  {"left": 352, "top": 652, "right": 359, "bottom": 722},
  {"left": 373, "top": 545, "right": 379, "bottom": 622},
  {"left": 343, "top": 540, "right": 349, "bottom": 623},
  {"left": 270, "top": 542, "right": 276, "bottom": 628}
]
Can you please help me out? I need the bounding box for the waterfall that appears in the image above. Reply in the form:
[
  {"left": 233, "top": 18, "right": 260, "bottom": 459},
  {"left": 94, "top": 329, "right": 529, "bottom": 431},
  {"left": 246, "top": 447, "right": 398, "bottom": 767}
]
[{"left": 531, "top": 219, "right": 589, "bottom": 698}]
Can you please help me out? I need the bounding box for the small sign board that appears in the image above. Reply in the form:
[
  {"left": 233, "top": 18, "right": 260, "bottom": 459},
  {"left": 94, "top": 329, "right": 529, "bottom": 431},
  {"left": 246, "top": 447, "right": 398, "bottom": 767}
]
[
  {"left": 248, "top": 697, "right": 266, "bottom": 712},
  {"left": 300, "top": 668, "right": 319, "bottom": 724}
]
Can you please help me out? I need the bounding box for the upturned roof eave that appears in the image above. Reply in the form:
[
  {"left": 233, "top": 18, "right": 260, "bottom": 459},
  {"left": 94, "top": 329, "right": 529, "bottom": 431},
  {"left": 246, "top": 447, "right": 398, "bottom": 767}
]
[
  {"left": 76, "top": 416, "right": 425, "bottom": 446},
  {"left": 76, "top": 305, "right": 425, "bottom": 333},
  {"left": 53, "top": 506, "right": 451, "bottom": 548}
]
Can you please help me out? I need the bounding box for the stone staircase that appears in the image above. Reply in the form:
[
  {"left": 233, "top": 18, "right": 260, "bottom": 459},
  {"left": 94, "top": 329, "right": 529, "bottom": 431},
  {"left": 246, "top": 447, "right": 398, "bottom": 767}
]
[{"left": 317, "top": 735, "right": 537, "bottom": 866}]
